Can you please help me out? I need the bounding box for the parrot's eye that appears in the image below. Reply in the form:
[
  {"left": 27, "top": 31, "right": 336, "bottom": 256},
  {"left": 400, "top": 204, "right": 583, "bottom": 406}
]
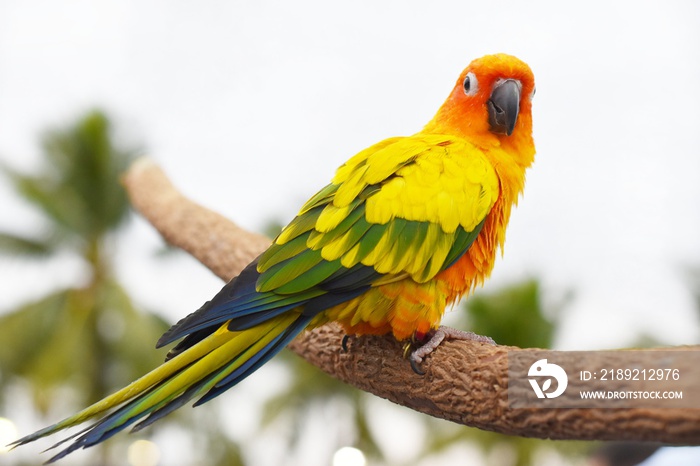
[
  {"left": 463, "top": 72, "right": 478, "bottom": 96},
  {"left": 530, "top": 86, "right": 536, "bottom": 101}
]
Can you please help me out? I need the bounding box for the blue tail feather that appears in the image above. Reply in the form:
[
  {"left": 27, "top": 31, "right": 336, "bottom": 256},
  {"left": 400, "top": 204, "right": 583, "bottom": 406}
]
[{"left": 196, "top": 314, "right": 313, "bottom": 406}]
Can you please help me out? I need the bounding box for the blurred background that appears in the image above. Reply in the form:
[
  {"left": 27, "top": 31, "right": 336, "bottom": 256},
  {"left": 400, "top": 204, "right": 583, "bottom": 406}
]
[{"left": 1, "top": 1, "right": 699, "bottom": 465}]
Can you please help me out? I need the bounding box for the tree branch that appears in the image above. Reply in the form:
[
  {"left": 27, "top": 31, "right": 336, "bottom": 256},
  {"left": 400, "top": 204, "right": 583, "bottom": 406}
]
[{"left": 122, "top": 158, "right": 700, "bottom": 445}]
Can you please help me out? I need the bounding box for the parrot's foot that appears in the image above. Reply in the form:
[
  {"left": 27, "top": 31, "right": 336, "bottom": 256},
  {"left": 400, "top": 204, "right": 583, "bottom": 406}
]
[{"left": 408, "top": 326, "right": 496, "bottom": 375}]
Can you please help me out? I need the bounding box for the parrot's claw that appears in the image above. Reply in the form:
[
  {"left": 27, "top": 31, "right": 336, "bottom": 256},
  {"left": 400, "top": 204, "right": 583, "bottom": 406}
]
[
  {"left": 409, "top": 353, "right": 427, "bottom": 375},
  {"left": 408, "top": 326, "right": 496, "bottom": 375},
  {"left": 341, "top": 334, "right": 351, "bottom": 352}
]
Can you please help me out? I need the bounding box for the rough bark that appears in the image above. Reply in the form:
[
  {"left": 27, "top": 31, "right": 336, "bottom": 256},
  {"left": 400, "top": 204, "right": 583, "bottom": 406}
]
[{"left": 122, "top": 158, "right": 700, "bottom": 445}]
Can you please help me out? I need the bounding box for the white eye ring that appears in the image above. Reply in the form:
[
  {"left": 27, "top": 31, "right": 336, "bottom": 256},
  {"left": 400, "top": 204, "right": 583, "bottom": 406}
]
[
  {"left": 530, "top": 86, "right": 536, "bottom": 101},
  {"left": 463, "top": 72, "right": 478, "bottom": 96}
]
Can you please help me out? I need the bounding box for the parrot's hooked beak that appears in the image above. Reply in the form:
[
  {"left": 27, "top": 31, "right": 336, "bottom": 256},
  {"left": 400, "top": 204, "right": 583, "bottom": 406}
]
[{"left": 487, "top": 79, "right": 521, "bottom": 136}]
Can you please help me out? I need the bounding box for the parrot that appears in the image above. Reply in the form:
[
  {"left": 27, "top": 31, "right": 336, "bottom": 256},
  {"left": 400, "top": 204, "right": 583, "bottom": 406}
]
[{"left": 11, "top": 53, "right": 536, "bottom": 462}]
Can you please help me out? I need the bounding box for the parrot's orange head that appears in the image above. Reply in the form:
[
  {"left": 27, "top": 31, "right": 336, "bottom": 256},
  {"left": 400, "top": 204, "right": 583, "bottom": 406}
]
[{"left": 425, "top": 53, "right": 535, "bottom": 149}]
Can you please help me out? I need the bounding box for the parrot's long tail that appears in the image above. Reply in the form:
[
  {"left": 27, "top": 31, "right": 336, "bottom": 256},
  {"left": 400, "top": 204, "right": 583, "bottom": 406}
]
[{"left": 10, "top": 311, "right": 311, "bottom": 463}]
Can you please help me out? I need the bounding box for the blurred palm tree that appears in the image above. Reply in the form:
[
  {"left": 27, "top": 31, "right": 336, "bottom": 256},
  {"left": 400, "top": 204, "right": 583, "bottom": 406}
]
[
  {"left": 460, "top": 278, "right": 561, "bottom": 349},
  {"left": 0, "top": 110, "right": 164, "bottom": 408},
  {"left": 0, "top": 110, "right": 243, "bottom": 466}
]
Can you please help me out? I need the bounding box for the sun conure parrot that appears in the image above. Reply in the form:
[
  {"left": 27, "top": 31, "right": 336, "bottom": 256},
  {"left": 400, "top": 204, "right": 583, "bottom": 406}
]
[{"left": 12, "top": 53, "right": 536, "bottom": 462}]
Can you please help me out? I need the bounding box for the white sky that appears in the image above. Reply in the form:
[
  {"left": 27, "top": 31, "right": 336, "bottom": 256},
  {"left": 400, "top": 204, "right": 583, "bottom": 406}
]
[
  {"left": 1, "top": 1, "right": 700, "bottom": 464},
  {"left": 2, "top": 0, "right": 700, "bottom": 349}
]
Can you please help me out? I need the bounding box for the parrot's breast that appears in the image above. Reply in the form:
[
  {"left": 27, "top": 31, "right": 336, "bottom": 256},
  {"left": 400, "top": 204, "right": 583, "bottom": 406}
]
[{"left": 436, "top": 194, "right": 509, "bottom": 303}]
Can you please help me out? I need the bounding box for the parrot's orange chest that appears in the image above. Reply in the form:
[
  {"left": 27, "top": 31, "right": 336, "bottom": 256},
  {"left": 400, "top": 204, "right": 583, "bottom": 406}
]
[{"left": 437, "top": 194, "right": 509, "bottom": 303}]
